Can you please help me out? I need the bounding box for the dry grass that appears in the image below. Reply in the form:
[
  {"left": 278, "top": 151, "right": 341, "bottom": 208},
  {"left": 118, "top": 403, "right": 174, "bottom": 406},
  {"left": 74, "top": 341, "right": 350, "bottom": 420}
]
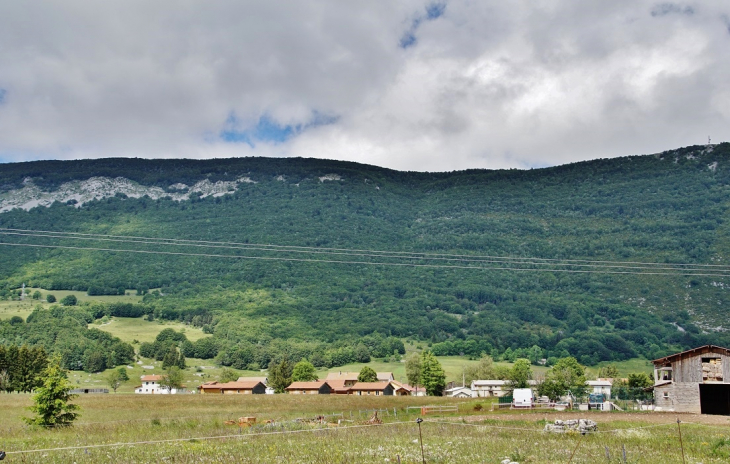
[{"left": 3, "top": 393, "right": 729, "bottom": 463}]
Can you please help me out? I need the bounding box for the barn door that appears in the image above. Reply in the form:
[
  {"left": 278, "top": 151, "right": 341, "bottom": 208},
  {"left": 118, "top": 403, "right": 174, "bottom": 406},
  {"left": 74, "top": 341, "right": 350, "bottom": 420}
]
[{"left": 699, "top": 384, "right": 730, "bottom": 415}]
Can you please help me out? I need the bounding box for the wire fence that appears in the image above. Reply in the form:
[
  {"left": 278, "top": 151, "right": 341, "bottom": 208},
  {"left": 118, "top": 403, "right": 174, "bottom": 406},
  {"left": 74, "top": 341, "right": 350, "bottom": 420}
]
[{"left": 5, "top": 415, "right": 726, "bottom": 463}]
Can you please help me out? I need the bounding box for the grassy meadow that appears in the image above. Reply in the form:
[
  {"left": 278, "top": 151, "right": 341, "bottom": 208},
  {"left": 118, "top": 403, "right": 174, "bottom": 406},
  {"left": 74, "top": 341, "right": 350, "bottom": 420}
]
[
  {"left": 2, "top": 393, "right": 730, "bottom": 463},
  {"left": 0, "top": 287, "right": 144, "bottom": 322}
]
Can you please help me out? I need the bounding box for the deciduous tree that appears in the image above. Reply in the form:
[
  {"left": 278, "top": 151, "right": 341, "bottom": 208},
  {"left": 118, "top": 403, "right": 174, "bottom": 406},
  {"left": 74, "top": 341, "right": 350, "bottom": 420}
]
[
  {"left": 538, "top": 357, "right": 587, "bottom": 401},
  {"left": 160, "top": 366, "right": 184, "bottom": 393},
  {"left": 508, "top": 358, "right": 533, "bottom": 390},
  {"left": 292, "top": 359, "right": 318, "bottom": 382},
  {"left": 219, "top": 367, "right": 239, "bottom": 383},
  {"left": 420, "top": 351, "right": 446, "bottom": 396},
  {"left": 405, "top": 352, "right": 422, "bottom": 390},
  {"left": 106, "top": 369, "right": 123, "bottom": 393},
  {"left": 357, "top": 365, "right": 378, "bottom": 382}
]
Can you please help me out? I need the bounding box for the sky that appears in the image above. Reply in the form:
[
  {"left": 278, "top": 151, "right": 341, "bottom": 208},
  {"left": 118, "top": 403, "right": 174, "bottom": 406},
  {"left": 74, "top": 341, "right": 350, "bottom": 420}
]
[{"left": 0, "top": 1, "right": 729, "bottom": 172}]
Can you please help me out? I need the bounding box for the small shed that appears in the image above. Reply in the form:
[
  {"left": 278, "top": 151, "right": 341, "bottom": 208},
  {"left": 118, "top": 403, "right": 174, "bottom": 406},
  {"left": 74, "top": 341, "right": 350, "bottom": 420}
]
[{"left": 652, "top": 345, "right": 730, "bottom": 414}]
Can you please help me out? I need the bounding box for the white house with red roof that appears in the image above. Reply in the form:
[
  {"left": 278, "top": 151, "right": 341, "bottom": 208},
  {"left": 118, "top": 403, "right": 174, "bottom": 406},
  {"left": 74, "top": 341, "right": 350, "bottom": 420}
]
[{"left": 134, "top": 374, "right": 186, "bottom": 394}]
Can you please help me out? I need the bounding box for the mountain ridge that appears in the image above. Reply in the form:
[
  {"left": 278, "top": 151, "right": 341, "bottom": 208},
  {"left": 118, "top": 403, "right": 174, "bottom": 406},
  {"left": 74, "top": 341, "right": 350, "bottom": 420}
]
[{"left": 2, "top": 143, "right": 730, "bottom": 368}]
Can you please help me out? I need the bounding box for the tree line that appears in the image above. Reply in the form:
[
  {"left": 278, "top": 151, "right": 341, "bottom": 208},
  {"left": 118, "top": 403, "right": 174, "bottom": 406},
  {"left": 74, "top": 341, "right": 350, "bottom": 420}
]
[{"left": 0, "top": 345, "right": 48, "bottom": 393}]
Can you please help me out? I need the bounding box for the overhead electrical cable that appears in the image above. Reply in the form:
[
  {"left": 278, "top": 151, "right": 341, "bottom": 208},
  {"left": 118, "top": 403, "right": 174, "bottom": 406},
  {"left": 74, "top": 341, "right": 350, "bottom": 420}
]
[
  {"left": 1, "top": 227, "right": 726, "bottom": 268},
  {"left": 1, "top": 233, "right": 730, "bottom": 277},
  {"left": 0, "top": 229, "right": 724, "bottom": 273}
]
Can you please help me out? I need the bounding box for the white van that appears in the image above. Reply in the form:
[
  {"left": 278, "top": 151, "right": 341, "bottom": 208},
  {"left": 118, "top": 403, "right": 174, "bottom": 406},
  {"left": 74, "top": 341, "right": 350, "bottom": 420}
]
[{"left": 512, "top": 388, "right": 534, "bottom": 408}]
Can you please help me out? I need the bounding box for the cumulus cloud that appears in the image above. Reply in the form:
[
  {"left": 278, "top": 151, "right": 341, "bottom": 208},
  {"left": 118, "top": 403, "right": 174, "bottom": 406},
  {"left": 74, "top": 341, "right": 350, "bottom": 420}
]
[{"left": 0, "top": 1, "right": 728, "bottom": 171}]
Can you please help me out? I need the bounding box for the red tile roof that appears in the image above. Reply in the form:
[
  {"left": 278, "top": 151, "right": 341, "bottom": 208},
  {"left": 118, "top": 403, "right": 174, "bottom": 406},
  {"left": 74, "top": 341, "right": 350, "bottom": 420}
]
[{"left": 285, "top": 381, "right": 329, "bottom": 391}]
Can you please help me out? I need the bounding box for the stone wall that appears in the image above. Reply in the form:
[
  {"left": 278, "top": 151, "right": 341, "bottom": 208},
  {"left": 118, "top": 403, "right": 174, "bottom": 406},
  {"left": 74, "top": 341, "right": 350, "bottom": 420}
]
[{"left": 654, "top": 382, "right": 700, "bottom": 413}]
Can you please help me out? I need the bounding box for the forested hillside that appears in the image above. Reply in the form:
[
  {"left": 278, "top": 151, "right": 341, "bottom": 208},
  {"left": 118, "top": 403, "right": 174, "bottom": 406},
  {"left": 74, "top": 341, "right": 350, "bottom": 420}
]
[{"left": 2, "top": 143, "right": 730, "bottom": 368}]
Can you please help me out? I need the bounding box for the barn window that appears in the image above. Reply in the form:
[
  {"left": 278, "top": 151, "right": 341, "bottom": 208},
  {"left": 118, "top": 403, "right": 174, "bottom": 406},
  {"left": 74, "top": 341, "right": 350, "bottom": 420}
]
[{"left": 663, "top": 392, "right": 669, "bottom": 398}]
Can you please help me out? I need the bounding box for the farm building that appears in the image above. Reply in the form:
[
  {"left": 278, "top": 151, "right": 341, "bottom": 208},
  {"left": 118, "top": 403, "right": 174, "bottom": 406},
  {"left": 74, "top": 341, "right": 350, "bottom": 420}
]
[
  {"left": 652, "top": 345, "right": 730, "bottom": 414},
  {"left": 285, "top": 381, "right": 333, "bottom": 394},
  {"left": 197, "top": 380, "right": 267, "bottom": 395},
  {"left": 70, "top": 388, "right": 109, "bottom": 394}
]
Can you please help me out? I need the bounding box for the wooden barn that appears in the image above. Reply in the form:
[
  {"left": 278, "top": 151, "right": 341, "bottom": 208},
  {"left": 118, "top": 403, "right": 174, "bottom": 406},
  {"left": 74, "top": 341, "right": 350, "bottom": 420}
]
[{"left": 652, "top": 345, "right": 730, "bottom": 414}]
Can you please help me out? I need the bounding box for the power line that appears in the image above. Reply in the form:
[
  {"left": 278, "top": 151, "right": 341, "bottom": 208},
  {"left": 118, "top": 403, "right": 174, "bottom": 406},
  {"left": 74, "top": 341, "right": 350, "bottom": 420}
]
[
  {"left": 2, "top": 227, "right": 727, "bottom": 268},
  {"left": 1, "top": 241, "right": 730, "bottom": 277},
  {"left": 1, "top": 228, "right": 729, "bottom": 276},
  {"left": 2, "top": 229, "right": 723, "bottom": 272}
]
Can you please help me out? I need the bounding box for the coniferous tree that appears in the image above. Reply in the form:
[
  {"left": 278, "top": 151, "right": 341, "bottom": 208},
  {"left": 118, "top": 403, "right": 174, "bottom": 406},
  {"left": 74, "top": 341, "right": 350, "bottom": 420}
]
[
  {"left": 268, "top": 359, "right": 293, "bottom": 393},
  {"left": 25, "top": 355, "right": 80, "bottom": 427}
]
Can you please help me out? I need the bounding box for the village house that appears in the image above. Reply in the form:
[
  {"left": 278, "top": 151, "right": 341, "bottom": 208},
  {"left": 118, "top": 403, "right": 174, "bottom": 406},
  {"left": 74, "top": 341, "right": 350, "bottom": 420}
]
[
  {"left": 324, "top": 379, "right": 353, "bottom": 394},
  {"left": 390, "top": 380, "right": 417, "bottom": 396},
  {"left": 197, "top": 380, "right": 267, "bottom": 395},
  {"left": 325, "top": 371, "right": 395, "bottom": 387},
  {"left": 397, "top": 383, "right": 426, "bottom": 396},
  {"left": 470, "top": 380, "right": 539, "bottom": 397},
  {"left": 134, "top": 375, "right": 186, "bottom": 394},
  {"left": 586, "top": 379, "right": 613, "bottom": 397},
  {"left": 652, "top": 345, "right": 730, "bottom": 414},
  {"left": 445, "top": 386, "right": 474, "bottom": 398},
  {"left": 237, "top": 376, "right": 274, "bottom": 394},
  {"left": 285, "top": 381, "right": 333, "bottom": 395},
  {"left": 348, "top": 381, "right": 395, "bottom": 396}
]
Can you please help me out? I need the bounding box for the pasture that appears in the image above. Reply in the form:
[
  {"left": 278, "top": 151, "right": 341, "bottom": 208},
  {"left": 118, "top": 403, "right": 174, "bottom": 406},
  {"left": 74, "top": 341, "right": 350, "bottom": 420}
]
[{"left": 2, "top": 394, "right": 729, "bottom": 463}]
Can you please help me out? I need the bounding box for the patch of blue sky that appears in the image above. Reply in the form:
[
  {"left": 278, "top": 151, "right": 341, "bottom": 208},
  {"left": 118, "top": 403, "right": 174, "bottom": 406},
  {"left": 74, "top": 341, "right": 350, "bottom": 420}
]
[
  {"left": 426, "top": 3, "right": 446, "bottom": 20},
  {"left": 220, "top": 111, "right": 338, "bottom": 146},
  {"left": 400, "top": 2, "right": 447, "bottom": 49},
  {"left": 399, "top": 32, "right": 417, "bottom": 49},
  {"left": 0, "top": 88, "right": 7, "bottom": 105}
]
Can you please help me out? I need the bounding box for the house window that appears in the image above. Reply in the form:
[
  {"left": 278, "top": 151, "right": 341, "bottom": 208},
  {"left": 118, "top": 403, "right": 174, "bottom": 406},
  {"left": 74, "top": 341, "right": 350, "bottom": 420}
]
[{"left": 663, "top": 392, "right": 669, "bottom": 398}]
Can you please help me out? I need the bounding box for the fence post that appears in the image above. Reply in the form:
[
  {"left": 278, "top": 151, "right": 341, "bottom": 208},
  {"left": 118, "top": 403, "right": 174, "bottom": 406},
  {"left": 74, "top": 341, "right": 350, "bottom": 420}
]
[
  {"left": 677, "top": 419, "right": 686, "bottom": 464},
  {"left": 416, "top": 418, "right": 426, "bottom": 464}
]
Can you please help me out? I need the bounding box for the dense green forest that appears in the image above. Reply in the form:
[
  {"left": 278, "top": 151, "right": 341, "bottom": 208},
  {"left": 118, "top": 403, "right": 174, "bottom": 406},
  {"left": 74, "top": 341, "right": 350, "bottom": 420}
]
[{"left": 2, "top": 143, "right": 730, "bottom": 367}]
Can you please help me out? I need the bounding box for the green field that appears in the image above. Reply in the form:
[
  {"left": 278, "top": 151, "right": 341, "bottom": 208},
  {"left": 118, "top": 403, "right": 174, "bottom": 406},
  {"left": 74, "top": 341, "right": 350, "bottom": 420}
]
[
  {"left": 0, "top": 287, "right": 143, "bottom": 322},
  {"left": 95, "top": 316, "right": 207, "bottom": 344},
  {"left": 3, "top": 393, "right": 729, "bottom": 463}
]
